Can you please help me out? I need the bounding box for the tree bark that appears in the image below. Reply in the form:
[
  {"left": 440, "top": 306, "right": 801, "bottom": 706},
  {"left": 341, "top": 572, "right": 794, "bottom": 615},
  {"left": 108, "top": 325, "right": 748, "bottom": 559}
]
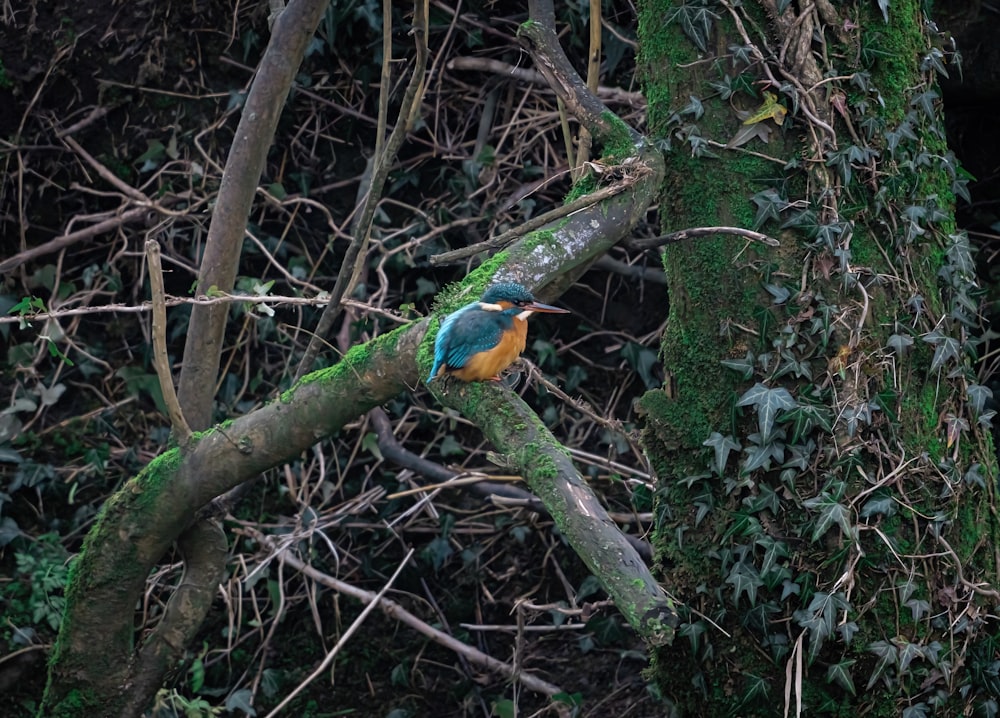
[{"left": 638, "top": 0, "right": 1000, "bottom": 714}]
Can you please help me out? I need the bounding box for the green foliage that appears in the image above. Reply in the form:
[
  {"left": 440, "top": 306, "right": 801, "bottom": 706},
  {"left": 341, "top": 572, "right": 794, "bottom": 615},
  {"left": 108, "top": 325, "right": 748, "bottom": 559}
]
[{"left": 1, "top": 534, "right": 69, "bottom": 648}]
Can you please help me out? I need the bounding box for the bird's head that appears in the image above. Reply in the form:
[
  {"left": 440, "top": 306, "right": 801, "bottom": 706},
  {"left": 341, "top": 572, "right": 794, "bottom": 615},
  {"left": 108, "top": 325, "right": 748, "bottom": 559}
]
[{"left": 478, "top": 282, "right": 570, "bottom": 317}]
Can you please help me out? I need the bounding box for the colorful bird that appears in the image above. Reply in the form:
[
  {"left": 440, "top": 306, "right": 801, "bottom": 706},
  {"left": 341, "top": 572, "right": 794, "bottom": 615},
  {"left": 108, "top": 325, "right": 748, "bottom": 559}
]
[{"left": 427, "top": 282, "right": 570, "bottom": 383}]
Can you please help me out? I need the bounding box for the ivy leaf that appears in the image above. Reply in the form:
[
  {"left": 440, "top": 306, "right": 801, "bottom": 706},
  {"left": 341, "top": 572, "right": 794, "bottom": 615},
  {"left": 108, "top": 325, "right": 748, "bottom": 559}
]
[
  {"left": 679, "top": 95, "right": 705, "bottom": 120},
  {"left": 945, "top": 414, "right": 969, "bottom": 449},
  {"left": 860, "top": 495, "right": 896, "bottom": 519},
  {"left": 225, "top": 689, "right": 257, "bottom": 716},
  {"left": 667, "top": 1, "right": 719, "bottom": 54},
  {"left": 838, "top": 621, "right": 859, "bottom": 644},
  {"left": 764, "top": 283, "right": 790, "bottom": 304},
  {"left": 794, "top": 591, "right": 850, "bottom": 661},
  {"left": 945, "top": 233, "right": 976, "bottom": 276},
  {"left": 964, "top": 463, "right": 986, "bottom": 488},
  {"left": 803, "top": 489, "right": 853, "bottom": 542},
  {"left": 910, "top": 89, "right": 940, "bottom": 122},
  {"left": 922, "top": 330, "right": 960, "bottom": 372},
  {"left": 898, "top": 641, "right": 923, "bottom": 675},
  {"left": 826, "top": 660, "right": 857, "bottom": 696},
  {"left": 781, "top": 404, "right": 833, "bottom": 444},
  {"left": 678, "top": 620, "right": 706, "bottom": 653},
  {"left": 866, "top": 641, "right": 896, "bottom": 688},
  {"left": 905, "top": 598, "right": 931, "bottom": 622},
  {"left": 751, "top": 188, "right": 787, "bottom": 229},
  {"left": 756, "top": 535, "right": 789, "bottom": 578},
  {"left": 737, "top": 383, "right": 797, "bottom": 441},
  {"left": 886, "top": 333, "right": 913, "bottom": 356},
  {"left": 877, "top": 0, "right": 890, "bottom": 22},
  {"left": 742, "top": 440, "right": 781, "bottom": 473},
  {"left": 703, "top": 432, "right": 741, "bottom": 476},
  {"left": 725, "top": 561, "right": 764, "bottom": 606},
  {"left": 744, "top": 482, "right": 781, "bottom": 514},
  {"left": 742, "top": 91, "right": 787, "bottom": 126},
  {"left": 721, "top": 351, "right": 755, "bottom": 379}
]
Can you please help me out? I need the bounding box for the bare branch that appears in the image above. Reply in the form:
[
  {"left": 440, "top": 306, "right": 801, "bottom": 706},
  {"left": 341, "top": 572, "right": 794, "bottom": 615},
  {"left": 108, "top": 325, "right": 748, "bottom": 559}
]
[
  {"left": 430, "top": 175, "right": 638, "bottom": 265},
  {"left": 177, "top": 0, "right": 332, "bottom": 429},
  {"left": 254, "top": 532, "right": 568, "bottom": 700},
  {"left": 629, "top": 226, "right": 780, "bottom": 249},
  {"left": 430, "top": 381, "right": 677, "bottom": 644}
]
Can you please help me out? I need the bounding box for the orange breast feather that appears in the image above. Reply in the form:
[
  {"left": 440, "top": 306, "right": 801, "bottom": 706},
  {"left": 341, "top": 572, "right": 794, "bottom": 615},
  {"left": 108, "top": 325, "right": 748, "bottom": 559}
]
[{"left": 450, "top": 317, "right": 528, "bottom": 381}]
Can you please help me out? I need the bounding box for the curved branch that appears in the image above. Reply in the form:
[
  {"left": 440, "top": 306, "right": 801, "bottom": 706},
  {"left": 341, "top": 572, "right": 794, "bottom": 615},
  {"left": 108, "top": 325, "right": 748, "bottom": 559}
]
[
  {"left": 41, "top": 322, "right": 428, "bottom": 716},
  {"left": 520, "top": 0, "right": 641, "bottom": 147},
  {"left": 120, "top": 520, "right": 228, "bottom": 718},
  {"left": 417, "top": 0, "right": 674, "bottom": 646},
  {"left": 43, "top": 0, "right": 671, "bottom": 712}
]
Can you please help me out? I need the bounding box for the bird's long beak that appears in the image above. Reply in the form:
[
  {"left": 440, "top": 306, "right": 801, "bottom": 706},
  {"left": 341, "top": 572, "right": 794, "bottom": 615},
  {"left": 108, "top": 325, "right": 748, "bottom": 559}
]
[{"left": 525, "top": 301, "right": 570, "bottom": 314}]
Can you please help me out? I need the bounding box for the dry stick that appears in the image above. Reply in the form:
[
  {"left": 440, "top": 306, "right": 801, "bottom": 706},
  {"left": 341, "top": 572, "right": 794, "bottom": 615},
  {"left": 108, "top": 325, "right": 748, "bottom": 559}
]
[
  {"left": 63, "top": 135, "right": 149, "bottom": 203},
  {"left": 573, "top": 0, "right": 602, "bottom": 179},
  {"left": 128, "top": 6, "right": 335, "bottom": 715},
  {"left": 628, "top": 225, "right": 780, "bottom": 249},
  {"left": 430, "top": 178, "right": 634, "bottom": 265},
  {"left": 262, "top": 549, "right": 415, "bottom": 718},
  {"left": 255, "top": 535, "right": 567, "bottom": 701},
  {"left": 294, "top": 0, "right": 429, "bottom": 381},
  {"left": 446, "top": 57, "right": 645, "bottom": 106},
  {"left": 145, "top": 240, "right": 193, "bottom": 444},
  {"left": 0, "top": 206, "right": 150, "bottom": 274},
  {"left": 370, "top": 407, "right": 545, "bottom": 508},
  {"left": 0, "top": 292, "right": 333, "bottom": 324}
]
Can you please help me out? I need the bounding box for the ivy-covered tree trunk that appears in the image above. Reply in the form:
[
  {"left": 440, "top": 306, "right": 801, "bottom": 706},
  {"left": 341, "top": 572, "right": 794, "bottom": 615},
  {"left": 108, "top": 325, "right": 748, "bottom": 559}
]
[{"left": 637, "top": 0, "right": 1000, "bottom": 714}]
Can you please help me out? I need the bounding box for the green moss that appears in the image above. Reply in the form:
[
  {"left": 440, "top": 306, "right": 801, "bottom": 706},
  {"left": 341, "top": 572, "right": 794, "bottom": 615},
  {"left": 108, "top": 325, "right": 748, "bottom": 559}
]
[
  {"left": 860, "top": 0, "right": 925, "bottom": 125},
  {"left": 41, "top": 687, "right": 101, "bottom": 718},
  {"left": 564, "top": 175, "right": 598, "bottom": 203},
  {"left": 280, "top": 325, "right": 409, "bottom": 401},
  {"left": 520, "top": 228, "right": 559, "bottom": 253},
  {"left": 430, "top": 251, "right": 510, "bottom": 317},
  {"left": 899, "top": 380, "right": 943, "bottom": 461},
  {"left": 599, "top": 111, "right": 636, "bottom": 159}
]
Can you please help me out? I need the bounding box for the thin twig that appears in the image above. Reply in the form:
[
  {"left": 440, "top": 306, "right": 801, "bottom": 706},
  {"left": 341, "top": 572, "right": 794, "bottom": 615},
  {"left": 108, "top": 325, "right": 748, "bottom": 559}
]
[
  {"left": 627, "top": 225, "right": 779, "bottom": 249},
  {"left": 0, "top": 292, "right": 336, "bottom": 324},
  {"left": 262, "top": 549, "right": 415, "bottom": 718},
  {"left": 0, "top": 206, "right": 151, "bottom": 274},
  {"left": 294, "top": 0, "right": 429, "bottom": 381},
  {"left": 447, "top": 56, "right": 645, "bottom": 106},
  {"left": 253, "top": 531, "right": 568, "bottom": 700},
  {"left": 145, "top": 240, "right": 192, "bottom": 444}
]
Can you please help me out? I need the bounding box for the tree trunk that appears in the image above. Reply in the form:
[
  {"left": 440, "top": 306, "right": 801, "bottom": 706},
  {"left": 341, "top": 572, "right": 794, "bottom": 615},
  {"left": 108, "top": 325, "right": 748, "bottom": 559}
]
[{"left": 637, "top": 0, "right": 1000, "bottom": 714}]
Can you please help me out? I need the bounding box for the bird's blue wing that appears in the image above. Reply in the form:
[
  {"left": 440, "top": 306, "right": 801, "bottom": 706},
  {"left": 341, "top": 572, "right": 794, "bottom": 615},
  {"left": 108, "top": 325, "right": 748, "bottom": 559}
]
[
  {"left": 428, "top": 305, "right": 505, "bottom": 380},
  {"left": 443, "top": 311, "right": 504, "bottom": 367}
]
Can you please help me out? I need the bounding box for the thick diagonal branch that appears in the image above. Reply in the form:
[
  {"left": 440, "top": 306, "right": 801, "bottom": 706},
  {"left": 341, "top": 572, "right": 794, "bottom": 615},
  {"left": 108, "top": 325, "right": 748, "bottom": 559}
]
[{"left": 434, "top": 381, "right": 677, "bottom": 643}]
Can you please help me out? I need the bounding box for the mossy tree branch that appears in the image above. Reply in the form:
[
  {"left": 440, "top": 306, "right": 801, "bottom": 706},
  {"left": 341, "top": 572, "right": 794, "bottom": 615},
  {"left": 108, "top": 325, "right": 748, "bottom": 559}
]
[
  {"left": 41, "top": 0, "right": 671, "bottom": 712},
  {"left": 432, "top": 381, "right": 678, "bottom": 643},
  {"left": 41, "top": 323, "right": 426, "bottom": 717}
]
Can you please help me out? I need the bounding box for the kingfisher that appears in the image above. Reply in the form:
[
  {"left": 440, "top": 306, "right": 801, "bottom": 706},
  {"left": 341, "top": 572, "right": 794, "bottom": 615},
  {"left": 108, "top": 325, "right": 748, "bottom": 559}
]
[{"left": 427, "top": 282, "right": 570, "bottom": 383}]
